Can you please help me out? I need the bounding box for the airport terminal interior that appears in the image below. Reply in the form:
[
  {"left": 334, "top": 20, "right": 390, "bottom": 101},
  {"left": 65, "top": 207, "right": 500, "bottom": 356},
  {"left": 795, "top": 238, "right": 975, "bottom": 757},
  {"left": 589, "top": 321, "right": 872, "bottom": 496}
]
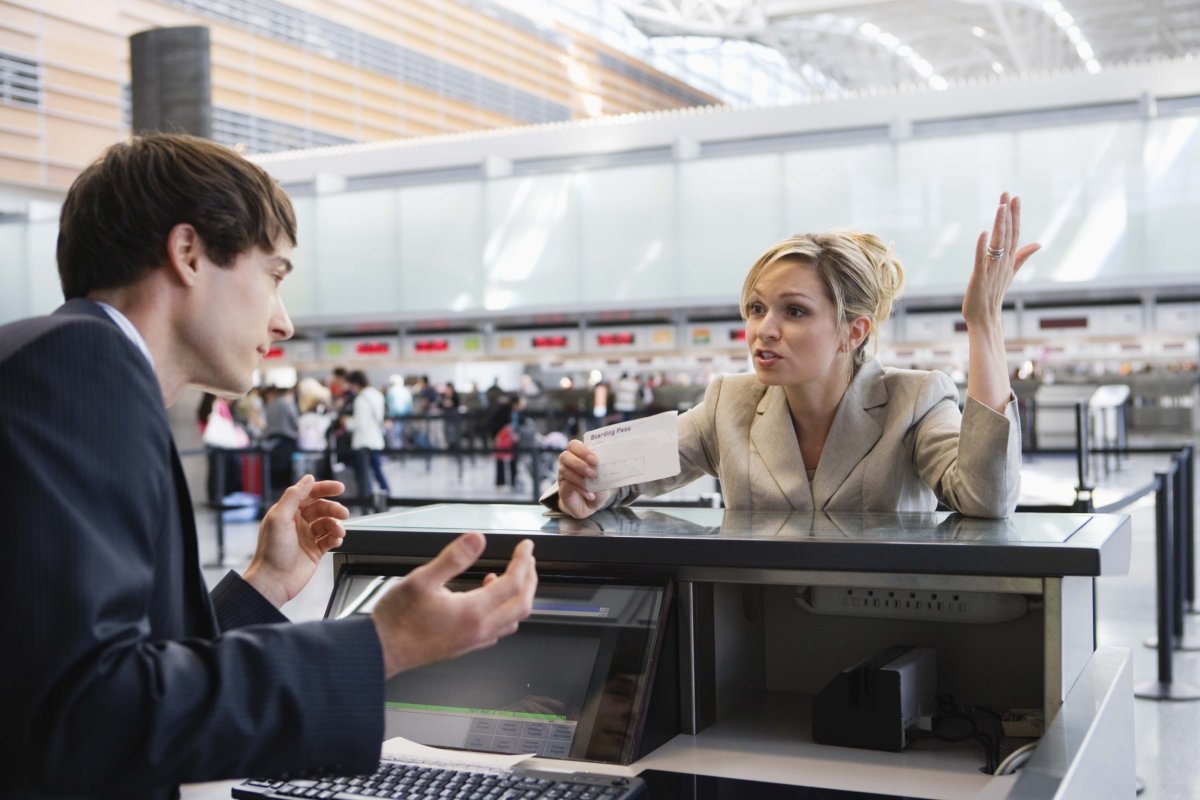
[{"left": 3, "top": 0, "right": 1200, "bottom": 797}]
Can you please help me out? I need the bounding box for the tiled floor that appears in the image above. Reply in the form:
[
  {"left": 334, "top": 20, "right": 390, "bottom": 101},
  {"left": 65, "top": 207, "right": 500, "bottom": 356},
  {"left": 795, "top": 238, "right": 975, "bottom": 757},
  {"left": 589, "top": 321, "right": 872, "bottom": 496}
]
[{"left": 186, "top": 441, "right": 1200, "bottom": 799}]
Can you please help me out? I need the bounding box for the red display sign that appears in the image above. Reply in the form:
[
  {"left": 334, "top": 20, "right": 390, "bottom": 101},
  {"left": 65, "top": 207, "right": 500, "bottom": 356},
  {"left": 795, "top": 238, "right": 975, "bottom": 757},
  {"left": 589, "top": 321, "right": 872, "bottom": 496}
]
[
  {"left": 729, "top": 329, "right": 747, "bottom": 342},
  {"left": 1039, "top": 317, "right": 1088, "bottom": 330},
  {"left": 532, "top": 335, "right": 569, "bottom": 349},
  {"left": 356, "top": 341, "right": 391, "bottom": 355},
  {"left": 414, "top": 339, "right": 449, "bottom": 353},
  {"left": 596, "top": 332, "right": 635, "bottom": 347},
  {"left": 264, "top": 346, "right": 285, "bottom": 359}
]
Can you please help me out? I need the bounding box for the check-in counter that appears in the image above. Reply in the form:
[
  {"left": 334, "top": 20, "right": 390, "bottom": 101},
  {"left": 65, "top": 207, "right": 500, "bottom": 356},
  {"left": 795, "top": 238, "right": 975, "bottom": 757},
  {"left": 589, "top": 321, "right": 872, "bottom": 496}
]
[{"left": 339, "top": 504, "right": 1134, "bottom": 799}]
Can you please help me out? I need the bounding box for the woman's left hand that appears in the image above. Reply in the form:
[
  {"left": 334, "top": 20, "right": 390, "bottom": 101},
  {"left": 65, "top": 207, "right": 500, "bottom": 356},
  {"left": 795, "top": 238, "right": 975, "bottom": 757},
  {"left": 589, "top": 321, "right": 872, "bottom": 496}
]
[{"left": 962, "top": 192, "right": 1041, "bottom": 329}]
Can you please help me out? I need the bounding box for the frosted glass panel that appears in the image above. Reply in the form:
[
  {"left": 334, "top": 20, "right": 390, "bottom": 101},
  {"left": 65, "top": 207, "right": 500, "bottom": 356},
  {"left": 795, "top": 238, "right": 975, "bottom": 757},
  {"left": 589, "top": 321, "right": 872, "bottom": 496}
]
[
  {"left": 314, "top": 189, "right": 401, "bottom": 317},
  {"left": 28, "top": 220, "right": 61, "bottom": 315},
  {"left": 783, "top": 144, "right": 894, "bottom": 233},
  {"left": 1143, "top": 115, "right": 1200, "bottom": 275},
  {"left": 678, "top": 154, "right": 783, "bottom": 301},
  {"left": 894, "top": 133, "right": 1013, "bottom": 292},
  {"left": 578, "top": 164, "right": 676, "bottom": 303},
  {"left": 2, "top": 110, "right": 1199, "bottom": 327},
  {"left": 1015, "top": 122, "right": 1143, "bottom": 285},
  {"left": 399, "top": 182, "right": 484, "bottom": 314},
  {"left": 0, "top": 223, "right": 27, "bottom": 324},
  {"left": 483, "top": 174, "right": 579, "bottom": 311},
  {"left": 282, "top": 195, "right": 319, "bottom": 319}
]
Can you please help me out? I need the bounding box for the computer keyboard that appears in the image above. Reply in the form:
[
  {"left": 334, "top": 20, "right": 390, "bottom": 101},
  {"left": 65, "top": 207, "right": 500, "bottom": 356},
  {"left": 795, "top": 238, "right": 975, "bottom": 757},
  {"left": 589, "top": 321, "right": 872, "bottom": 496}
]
[{"left": 231, "top": 757, "right": 645, "bottom": 799}]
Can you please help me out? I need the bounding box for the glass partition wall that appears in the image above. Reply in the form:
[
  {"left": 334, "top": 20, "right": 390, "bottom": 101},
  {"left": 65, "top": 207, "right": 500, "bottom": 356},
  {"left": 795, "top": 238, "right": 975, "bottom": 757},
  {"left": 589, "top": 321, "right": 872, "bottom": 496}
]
[{"left": 2, "top": 110, "right": 1197, "bottom": 324}]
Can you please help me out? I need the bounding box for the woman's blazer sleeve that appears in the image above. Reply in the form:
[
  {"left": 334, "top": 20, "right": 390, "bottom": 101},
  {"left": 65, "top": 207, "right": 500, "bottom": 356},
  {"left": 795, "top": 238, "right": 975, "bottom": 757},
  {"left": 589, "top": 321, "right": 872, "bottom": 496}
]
[{"left": 911, "top": 371, "right": 1022, "bottom": 517}]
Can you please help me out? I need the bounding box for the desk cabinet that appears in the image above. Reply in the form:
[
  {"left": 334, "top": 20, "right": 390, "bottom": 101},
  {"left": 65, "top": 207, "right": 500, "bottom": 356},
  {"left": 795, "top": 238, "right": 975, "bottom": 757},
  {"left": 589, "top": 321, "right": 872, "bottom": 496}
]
[{"left": 340, "top": 505, "right": 1134, "bottom": 800}]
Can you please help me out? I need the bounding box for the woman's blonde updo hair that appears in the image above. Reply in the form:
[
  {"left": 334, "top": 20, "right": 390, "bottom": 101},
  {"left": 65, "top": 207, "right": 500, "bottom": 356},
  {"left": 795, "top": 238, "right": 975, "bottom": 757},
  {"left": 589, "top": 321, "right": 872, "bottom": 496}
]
[{"left": 739, "top": 230, "right": 905, "bottom": 370}]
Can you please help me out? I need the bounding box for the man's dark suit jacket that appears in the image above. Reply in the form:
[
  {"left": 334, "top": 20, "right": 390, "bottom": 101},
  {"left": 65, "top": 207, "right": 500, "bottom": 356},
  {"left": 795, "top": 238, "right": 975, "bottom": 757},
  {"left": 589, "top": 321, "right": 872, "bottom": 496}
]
[{"left": 0, "top": 300, "right": 384, "bottom": 798}]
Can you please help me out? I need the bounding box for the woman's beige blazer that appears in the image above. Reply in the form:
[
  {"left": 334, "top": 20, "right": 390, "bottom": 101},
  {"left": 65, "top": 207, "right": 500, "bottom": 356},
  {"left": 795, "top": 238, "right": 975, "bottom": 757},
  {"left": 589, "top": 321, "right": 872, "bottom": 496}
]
[{"left": 607, "top": 359, "right": 1021, "bottom": 518}]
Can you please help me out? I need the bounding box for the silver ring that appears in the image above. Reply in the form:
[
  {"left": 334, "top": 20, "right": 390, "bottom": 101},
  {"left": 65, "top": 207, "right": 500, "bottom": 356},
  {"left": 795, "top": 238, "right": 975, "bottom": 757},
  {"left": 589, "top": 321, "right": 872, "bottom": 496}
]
[{"left": 986, "top": 246, "right": 1005, "bottom": 260}]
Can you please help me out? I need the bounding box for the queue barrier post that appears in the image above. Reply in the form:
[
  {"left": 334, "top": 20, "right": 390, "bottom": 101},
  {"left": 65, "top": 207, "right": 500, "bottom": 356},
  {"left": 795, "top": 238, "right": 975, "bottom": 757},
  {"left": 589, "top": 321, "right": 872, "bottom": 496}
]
[
  {"left": 208, "top": 447, "right": 227, "bottom": 568},
  {"left": 1184, "top": 444, "right": 1197, "bottom": 616},
  {"left": 1072, "top": 401, "right": 1095, "bottom": 512},
  {"left": 1171, "top": 455, "right": 1200, "bottom": 651},
  {"left": 202, "top": 446, "right": 265, "bottom": 568},
  {"left": 1170, "top": 449, "right": 1200, "bottom": 651},
  {"left": 1135, "top": 466, "right": 1200, "bottom": 701}
]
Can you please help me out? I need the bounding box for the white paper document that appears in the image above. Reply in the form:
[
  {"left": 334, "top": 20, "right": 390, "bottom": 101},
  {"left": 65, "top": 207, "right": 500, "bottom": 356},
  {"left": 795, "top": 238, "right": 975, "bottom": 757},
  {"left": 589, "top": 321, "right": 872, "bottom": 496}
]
[
  {"left": 584, "top": 410, "right": 680, "bottom": 493},
  {"left": 381, "top": 736, "right": 533, "bottom": 769}
]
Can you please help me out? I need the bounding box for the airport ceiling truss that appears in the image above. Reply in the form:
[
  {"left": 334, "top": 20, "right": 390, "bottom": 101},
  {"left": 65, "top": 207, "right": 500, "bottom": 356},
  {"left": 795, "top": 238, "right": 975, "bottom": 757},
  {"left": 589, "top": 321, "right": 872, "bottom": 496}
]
[{"left": 608, "top": 0, "right": 1200, "bottom": 93}]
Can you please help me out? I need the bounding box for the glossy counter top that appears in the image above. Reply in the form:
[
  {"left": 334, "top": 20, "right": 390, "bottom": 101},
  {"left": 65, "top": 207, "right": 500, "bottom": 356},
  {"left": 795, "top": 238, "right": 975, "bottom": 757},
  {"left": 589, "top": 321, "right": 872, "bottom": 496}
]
[{"left": 341, "top": 504, "right": 1131, "bottom": 578}]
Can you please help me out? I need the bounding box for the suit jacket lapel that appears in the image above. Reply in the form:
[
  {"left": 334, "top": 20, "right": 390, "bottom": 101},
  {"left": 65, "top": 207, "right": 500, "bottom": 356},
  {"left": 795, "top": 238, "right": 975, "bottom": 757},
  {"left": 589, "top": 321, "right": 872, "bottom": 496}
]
[
  {"left": 812, "top": 360, "right": 887, "bottom": 508},
  {"left": 750, "top": 386, "right": 811, "bottom": 510}
]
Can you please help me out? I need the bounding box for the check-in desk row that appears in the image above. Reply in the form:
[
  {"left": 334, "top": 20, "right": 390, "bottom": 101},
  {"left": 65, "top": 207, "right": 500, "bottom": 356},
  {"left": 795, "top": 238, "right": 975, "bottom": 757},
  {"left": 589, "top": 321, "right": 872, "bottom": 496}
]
[{"left": 338, "top": 504, "right": 1134, "bottom": 800}]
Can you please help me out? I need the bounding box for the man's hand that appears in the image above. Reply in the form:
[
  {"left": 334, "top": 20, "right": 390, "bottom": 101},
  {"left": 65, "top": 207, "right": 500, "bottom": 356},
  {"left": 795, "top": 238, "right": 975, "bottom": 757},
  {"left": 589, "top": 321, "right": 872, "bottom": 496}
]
[
  {"left": 371, "top": 532, "right": 537, "bottom": 678},
  {"left": 243, "top": 475, "right": 350, "bottom": 608}
]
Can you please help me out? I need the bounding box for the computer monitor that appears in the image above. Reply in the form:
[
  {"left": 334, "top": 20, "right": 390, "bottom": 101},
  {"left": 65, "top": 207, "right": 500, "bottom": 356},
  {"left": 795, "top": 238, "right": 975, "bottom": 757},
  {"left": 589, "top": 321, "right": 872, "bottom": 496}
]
[{"left": 328, "top": 568, "right": 674, "bottom": 765}]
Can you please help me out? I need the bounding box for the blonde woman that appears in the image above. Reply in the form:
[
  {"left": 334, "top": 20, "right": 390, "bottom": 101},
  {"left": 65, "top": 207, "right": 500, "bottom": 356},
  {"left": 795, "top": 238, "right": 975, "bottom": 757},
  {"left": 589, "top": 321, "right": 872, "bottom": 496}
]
[{"left": 551, "top": 193, "right": 1039, "bottom": 519}]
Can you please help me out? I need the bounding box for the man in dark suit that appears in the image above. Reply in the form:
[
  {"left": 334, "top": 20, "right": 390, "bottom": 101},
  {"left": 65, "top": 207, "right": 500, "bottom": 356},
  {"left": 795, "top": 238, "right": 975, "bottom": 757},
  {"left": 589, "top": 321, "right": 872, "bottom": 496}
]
[{"left": 0, "top": 133, "right": 537, "bottom": 798}]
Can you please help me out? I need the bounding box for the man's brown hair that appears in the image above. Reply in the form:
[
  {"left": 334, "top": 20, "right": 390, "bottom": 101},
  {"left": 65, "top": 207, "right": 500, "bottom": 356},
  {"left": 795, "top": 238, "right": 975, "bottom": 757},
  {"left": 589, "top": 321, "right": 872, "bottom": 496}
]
[{"left": 57, "top": 133, "right": 296, "bottom": 299}]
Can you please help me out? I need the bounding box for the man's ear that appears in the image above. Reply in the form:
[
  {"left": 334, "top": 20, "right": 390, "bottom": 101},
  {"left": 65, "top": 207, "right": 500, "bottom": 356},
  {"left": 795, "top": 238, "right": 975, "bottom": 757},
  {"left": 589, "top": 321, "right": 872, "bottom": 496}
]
[
  {"left": 165, "top": 223, "right": 202, "bottom": 287},
  {"left": 840, "top": 315, "right": 872, "bottom": 353}
]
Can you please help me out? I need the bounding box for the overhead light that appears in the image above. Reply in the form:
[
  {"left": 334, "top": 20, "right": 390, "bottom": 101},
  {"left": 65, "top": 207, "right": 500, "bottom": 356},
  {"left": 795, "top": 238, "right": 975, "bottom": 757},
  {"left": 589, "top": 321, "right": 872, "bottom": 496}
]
[
  {"left": 845, "top": 16, "right": 945, "bottom": 91},
  {"left": 971, "top": 26, "right": 986, "bottom": 37},
  {"left": 992, "top": 61, "right": 1005, "bottom": 74},
  {"left": 1037, "top": 2, "right": 1098, "bottom": 74}
]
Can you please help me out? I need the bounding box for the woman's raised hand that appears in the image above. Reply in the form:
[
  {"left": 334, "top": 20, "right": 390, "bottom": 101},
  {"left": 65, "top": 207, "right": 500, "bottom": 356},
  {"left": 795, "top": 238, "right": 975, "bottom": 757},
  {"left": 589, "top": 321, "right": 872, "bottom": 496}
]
[
  {"left": 962, "top": 192, "right": 1041, "bottom": 412},
  {"left": 962, "top": 192, "right": 1041, "bottom": 329}
]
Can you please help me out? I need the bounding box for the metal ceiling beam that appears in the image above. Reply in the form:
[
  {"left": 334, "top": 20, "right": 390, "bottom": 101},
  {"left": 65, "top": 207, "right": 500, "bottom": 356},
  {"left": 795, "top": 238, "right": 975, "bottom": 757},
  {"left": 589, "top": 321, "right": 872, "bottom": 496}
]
[
  {"left": 607, "top": 0, "right": 1200, "bottom": 98},
  {"left": 762, "top": 0, "right": 894, "bottom": 14},
  {"left": 608, "top": 0, "right": 770, "bottom": 36},
  {"left": 985, "top": 0, "right": 1031, "bottom": 72}
]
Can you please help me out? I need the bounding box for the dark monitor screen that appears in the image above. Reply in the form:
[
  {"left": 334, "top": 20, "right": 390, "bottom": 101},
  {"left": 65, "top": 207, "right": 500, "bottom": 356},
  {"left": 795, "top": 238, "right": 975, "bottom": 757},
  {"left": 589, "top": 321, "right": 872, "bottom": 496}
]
[{"left": 328, "top": 569, "right": 671, "bottom": 764}]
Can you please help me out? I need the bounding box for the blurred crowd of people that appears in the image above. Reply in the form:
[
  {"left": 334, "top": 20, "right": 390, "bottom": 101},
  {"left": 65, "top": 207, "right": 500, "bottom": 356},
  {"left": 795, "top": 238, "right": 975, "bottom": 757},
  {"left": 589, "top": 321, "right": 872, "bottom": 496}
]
[{"left": 196, "top": 367, "right": 696, "bottom": 507}]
